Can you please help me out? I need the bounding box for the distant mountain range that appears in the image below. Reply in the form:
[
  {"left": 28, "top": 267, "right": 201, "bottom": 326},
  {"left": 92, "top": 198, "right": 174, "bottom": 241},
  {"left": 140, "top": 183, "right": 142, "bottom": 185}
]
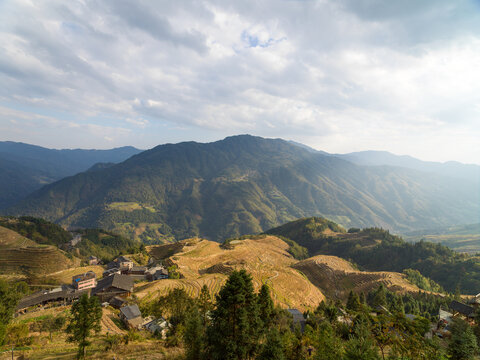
[
  {"left": 0, "top": 141, "right": 142, "bottom": 209},
  {"left": 5, "top": 135, "right": 479, "bottom": 242}
]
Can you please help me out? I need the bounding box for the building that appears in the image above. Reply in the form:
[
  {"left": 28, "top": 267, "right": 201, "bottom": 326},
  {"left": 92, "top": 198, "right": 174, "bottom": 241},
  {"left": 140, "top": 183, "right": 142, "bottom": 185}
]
[
  {"left": 103, "top": 268, "right": 121, "bottom": 278},
  {"left": 72, "top": 271, "right": 97, "bottom": 291},
  {"left": 88, "top": 256, "right": 99, "bottom": 265},
  {"left": 107, "top": 256, "right": 134, "bottom": 272},
  {"left": 119, "top": 304, "right": 143, "bottom": 329},
  {"left": 92, "top": 274, "right": 134, "bottom": 302},
  {"left": 449, "top": 300, "right": 475, "bottom": 320},
  {"left": 109, "top": 296, "right": 127, "bottom": 309},
  {"left": 145, "top": 266, "right": 169, "bottom": 281},
  {"left": 16, "top": 285, "right": 88, "bottom": 313},
  {"left": 143, "top": 316, "right": 170, "bottom": 338},
  {"left": 287, "top": 309, "right": 306, "bottom": 332}
]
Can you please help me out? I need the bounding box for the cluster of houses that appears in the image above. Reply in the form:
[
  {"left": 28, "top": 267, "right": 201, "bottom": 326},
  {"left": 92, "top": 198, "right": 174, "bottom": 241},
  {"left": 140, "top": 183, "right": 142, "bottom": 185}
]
[{"left": 15, "top": 255, "right": 170, "bottom": 333}]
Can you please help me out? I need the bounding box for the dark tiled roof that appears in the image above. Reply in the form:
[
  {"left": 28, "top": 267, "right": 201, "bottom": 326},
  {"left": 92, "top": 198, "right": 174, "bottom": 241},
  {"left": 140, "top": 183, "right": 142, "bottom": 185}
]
[
  {"left": 120, "top": 304, "right": 142, "bottom": 320},
  {"left": 17, "top": 287, "right": 88, "bottom": 310},
  {"left": 110, "top": 296, "right": 127, "bottom": 308},
  {"left": 130, "top": 266, "right": 147, "bottom": 272},
  {"left": 450, "top": 300, "right": 475, "bottom": 317},
  {"left": 287, "top": 309, "right": 305, "bottom": 323},
  {"left": 93, "top": 274, "right": 133, "bottom": 294}
]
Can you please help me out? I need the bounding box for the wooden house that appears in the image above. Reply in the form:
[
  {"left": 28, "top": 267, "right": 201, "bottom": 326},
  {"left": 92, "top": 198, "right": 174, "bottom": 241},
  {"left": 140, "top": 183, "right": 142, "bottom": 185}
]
[
  {"left": 92, "top": 274, "right": 133, "bottom": 302},
  {"left": 120, "top": 304, "right": 143, "bottom": 329}
]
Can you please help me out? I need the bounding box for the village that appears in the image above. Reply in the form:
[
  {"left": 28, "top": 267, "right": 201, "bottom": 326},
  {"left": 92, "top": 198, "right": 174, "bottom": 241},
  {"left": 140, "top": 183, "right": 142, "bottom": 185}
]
[{"left": 15, "top": 255, "right": 171, "bottom": 337}]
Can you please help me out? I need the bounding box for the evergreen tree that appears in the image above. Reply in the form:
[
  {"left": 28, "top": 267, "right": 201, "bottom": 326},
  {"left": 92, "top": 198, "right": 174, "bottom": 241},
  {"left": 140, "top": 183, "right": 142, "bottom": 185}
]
[
  {"left": 372, "top": 284, "right": 387, "bottom": 308},
  {"left": 448, "top": 318, "right": 478, "bottom": 360},
  {"left": 184, "top": 307, "right": 205, "bottom": 360},
  {"left": 206, "top": 270, "right": 260, "bottom": 360},
  {"left": 66, "top": 294, "right": 102, "bottom": 359},
  {"left": 258, "top": 328, "right": 285, "bottom": 360},
  {"left": 346, "top": 291, "right": 361, "bottom": 312},
  {"left": 314, "top": 322, "right": 343, "bottom": 360},
  {"left": 198, "top": 284, "right": 213, "bottom": 327},
  {"left": 344, "top": 320, "right": 380, "bottom": 360},
  {"left": 258, "top": 284, "right": 275, "bottom": 330}
]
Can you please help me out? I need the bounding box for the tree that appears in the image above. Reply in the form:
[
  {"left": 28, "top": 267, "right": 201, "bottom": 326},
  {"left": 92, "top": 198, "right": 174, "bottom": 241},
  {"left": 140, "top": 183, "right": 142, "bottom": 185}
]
[
  {"left": 206, "top": 270, "right": 260, "bottom": 360},
  {"left": 314, "top": 322, "right": 343, "bottom": 360},
  {"left": 184, "top": 307, "right": 206, "bottom": 360},
  {"left": 448, "top": 318, "right": 478, "bottom": 360},
  {"left": 344, "top": 320, "right": 379, "bottom": 360},
  {"left": 0, "top": 279, "right": 21, "bottom": 345},
  {"left": 66, "top": 294, "right": 102, "bottom": 359},
  {"left": 198, "top": 284, "right": 213, "bottom": 328},
  {"left": 41, "top": 315, "right": 66, "bottom": 341},
  {"left": 346, "top": 291, "right": 361, "bottom": 312},
  {"left": 258, "top": 328, "right": 285, "bottom": 360},
  {"left": 257, "top": 284, "right": 275, "bottom": 331}
]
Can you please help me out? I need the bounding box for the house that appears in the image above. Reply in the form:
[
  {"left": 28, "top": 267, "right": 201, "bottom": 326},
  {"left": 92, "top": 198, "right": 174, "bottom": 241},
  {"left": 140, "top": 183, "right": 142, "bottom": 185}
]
[
  {"left": 143, "top": 316, "right": 170, "bottom": 338},
  {"left": 287, "top": 309, "right": 306, "bottom": 332},
  {"left": 109, "top": 296, "right": 127, "bottom": 309},
  {"left": 127, "top": 266, "right": 148, "bottom": 280},
  {"left": 120, "top": 304, "right": 143, "bottom": 329},
  {"left": 16, "top": 285, "right": 88, "bottom": 313},
  {"left": 145, "top": 266, "right": 169, "bottom": 281},
  {"left": 467, "top": 293, "right": 480, "bottom": 307},
  {"left": 103, "top": 268, "right": 121, "bottom": 278},
  {"left": 92, "top": 274, "right": 134, "bottom": 302},
  {"left": 88, "top": 256, "right": 99, "bottom": 265},
  {"left": 449, "top": 300, "right": 475, "bottom": 319},
  {"left": 72, "top": 271, "right": 97, "bottom": 291},
  {"left": 107, "top": 256, "right": 134, "bottom": 272}
]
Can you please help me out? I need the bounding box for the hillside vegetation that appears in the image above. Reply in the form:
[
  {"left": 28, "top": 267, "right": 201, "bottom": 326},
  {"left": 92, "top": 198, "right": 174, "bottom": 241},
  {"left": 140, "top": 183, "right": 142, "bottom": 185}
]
[
  {"left": 267, "top": 217, "right": 480, "bottom": 294},
  {"left": 7, "top": 135, "right": 479, "bottom": 242}
]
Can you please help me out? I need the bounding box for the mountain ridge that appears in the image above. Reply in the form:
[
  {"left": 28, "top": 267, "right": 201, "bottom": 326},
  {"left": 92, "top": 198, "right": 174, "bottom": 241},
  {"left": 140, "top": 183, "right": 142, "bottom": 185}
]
[{"left": 5, "top": 135, "right": 479, "bottom": 241}]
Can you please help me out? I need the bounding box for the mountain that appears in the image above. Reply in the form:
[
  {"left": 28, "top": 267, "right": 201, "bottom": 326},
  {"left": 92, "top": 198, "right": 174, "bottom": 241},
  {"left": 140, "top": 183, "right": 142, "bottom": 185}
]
[
  {"left": 0, "top": 141, "right": 142, "bottom": 209},
  {"left": 266, "top": 217, "right": 480, "bottom": 293},
  {"left": 6, "top": 135, "right": 479, "bottom": 242},
  {"left": 338, "top": 150, "right": 480, "bottom": 182}
]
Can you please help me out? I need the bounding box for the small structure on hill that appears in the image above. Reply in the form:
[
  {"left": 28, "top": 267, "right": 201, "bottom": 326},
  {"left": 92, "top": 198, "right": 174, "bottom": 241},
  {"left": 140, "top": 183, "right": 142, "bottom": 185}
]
[
  {"left": 120, "top": 304, "right": 143, "bottom": 329},
  {"left": 103, "top": 268, "right": 121, "bottom": 278},
  {"left": 449, "top": 300, "right": 475, "bottom": 320},
  {"left": 143, "top": 316, "right": 170, "bottom": 338},
  {"left": 287, "top": 309, "right": 306, "bottom": 332},
  {"left": 92, "top": 274, "right": 134, "bottom": 302},
  {"left": 467, "top": 293, "right": 480, "bottom": 308},
  {"left": 145, "top": 266, "right": 169, "bottom": 281},
  {"left": 88, "top": 256, "right": 99, "bottom": 265},
  {"left": 107, "top": 256, "right": 134, "bottom": 273},
  {"left": 72, "top": 271, "right": 97, "bottom": 290},
  {"left": 109, "top": 296, "right": 127, "bottom": 309}
]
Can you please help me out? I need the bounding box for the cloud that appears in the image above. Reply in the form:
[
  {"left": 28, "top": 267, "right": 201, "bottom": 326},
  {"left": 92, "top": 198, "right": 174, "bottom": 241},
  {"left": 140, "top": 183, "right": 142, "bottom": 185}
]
[{"left": 0, "top": 0, "right": 480, "bottom": 162}]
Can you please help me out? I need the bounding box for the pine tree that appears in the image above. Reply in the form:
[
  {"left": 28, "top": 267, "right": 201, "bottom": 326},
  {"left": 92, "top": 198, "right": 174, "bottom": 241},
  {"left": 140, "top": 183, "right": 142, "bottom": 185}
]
[
  {"left": 258, "top": 328, "right": 285, "bottom": 360},
  {"left": 184, "top": 307, "right": 205, "bottom": 360},
  {"left": 258, "top": 284, "right": 275, "bottom": 331},
  {"left": 448, "top": 318, "right": 478, "bottom": 360},
  {"left": 344, "top": 320, "right": 380, "bottom": 360},
  {"left": 314, "top": 322, "right": 343, "bottom": 360},
  {"left": 206, "top": 270, "right": 260, "bottom": 360},
  {"left": 346, "top": 291, "right": 361, "bottom": 312},
  {"left": 66, "top": 294, "right": 102, "bottom": 359},
  {"left": 198, "top": 284, "right": 213, "bottom": 327},
  {"left": 0, "top": 279, "right": 21, "bottom": 345}
]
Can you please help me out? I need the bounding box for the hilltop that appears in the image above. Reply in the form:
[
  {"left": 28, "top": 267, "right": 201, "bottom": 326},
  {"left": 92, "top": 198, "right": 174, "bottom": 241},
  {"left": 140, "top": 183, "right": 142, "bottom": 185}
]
[
  {"left": 137, "top": 235, "right": 423, "bottom": 309},
  {"left": 6, "top": 135, "right": 479, "bottom": 242},
  {"left": 267, "top": 217, "right": 480, "bottom": 294}
]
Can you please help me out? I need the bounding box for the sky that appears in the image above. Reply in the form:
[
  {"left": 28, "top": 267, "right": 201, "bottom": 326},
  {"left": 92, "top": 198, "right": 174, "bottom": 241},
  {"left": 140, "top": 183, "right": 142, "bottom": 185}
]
[{"left": 1, "top": 0, "right": 480, "bottom": 164}]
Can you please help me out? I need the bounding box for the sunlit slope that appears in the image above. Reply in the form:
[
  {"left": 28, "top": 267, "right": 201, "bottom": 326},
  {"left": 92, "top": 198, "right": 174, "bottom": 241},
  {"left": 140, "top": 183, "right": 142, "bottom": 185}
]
[
  {"left": 137, "top": 235, "right": 421, "bottom": 310},
  {"left": 0, "top": 225, "right": 78, "bottom": 275}
]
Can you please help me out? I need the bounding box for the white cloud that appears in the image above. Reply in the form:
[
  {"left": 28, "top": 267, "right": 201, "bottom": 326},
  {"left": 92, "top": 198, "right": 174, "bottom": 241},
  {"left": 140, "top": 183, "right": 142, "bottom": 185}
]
[{"left": 0, "top": 0, "right": 479, "bottom": 162}]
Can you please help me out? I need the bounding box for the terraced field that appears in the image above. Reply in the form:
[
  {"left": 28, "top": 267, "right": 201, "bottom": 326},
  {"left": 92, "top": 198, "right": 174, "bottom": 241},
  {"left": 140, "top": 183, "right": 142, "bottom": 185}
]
[
  {"left": 0, "top": 225, "right": 78, "bottom": 276},
  {"left": 293, "top": 255, "right": 419, "bottom": 300},
  {"left": 140, "top": 236, "right": 422, "bottom": 310}
]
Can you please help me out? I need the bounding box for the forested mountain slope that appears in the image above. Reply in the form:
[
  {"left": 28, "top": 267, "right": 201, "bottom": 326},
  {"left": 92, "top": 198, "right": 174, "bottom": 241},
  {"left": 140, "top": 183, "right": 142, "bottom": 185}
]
[
  {"left": 7, "top": 135, "right": 479, "bottom": 242},
  {"left": 0, "top": 141, "right": 141, "bottom": 209}
]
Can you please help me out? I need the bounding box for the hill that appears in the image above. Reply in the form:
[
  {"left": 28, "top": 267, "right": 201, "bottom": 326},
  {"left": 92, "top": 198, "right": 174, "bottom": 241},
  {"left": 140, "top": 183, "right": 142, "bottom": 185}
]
[
  {"left": 267, "top": 217, "right": 480, "bottom": 294},
  {"left": 0, "top": 141, "right": 142, "bottom": 209},
  {"left": 137, "top": 235, "right": 421, "bottom": 309},
  {"left": 6, "top": 135, "right": 479, "bottom": 241},
  {"left": 0, "top": 225, "right": 78, "bottom": 276}
]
